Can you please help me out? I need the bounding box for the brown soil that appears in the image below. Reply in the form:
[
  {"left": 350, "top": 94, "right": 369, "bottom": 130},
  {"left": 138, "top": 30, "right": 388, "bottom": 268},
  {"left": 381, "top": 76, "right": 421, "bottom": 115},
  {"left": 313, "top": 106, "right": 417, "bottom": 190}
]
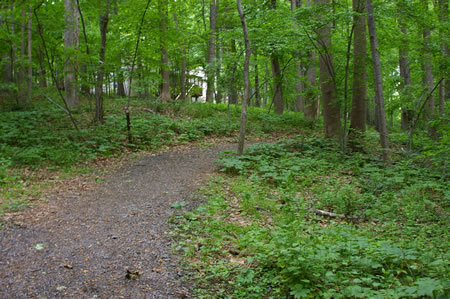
[{"left": 0, "top": 143, "right": 237, "bottom": 298}]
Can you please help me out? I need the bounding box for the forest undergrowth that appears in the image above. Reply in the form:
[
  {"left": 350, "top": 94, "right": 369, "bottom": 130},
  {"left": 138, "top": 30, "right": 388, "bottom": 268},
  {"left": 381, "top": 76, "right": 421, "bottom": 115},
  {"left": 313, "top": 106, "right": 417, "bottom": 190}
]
[
  {"left": 172, "top": 135, "right": 449, "bottom": 298},
  {"left": 0, "top": 98, "right": 306, "bottom": 217}
]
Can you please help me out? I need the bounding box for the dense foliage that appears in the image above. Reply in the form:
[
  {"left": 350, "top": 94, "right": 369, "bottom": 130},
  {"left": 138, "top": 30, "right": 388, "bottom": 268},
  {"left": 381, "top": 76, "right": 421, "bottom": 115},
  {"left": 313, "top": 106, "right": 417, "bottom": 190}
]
[{"left": 173, "top": 136, "right": 448, "bottom": 298}]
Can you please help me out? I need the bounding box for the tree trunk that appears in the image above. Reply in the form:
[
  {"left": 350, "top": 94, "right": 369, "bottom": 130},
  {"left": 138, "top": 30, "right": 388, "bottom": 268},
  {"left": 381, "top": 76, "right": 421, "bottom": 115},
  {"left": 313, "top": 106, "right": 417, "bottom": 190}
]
[
  {"left": 366, "top": 0, "right": 391, "bottom": 166},
  {"left": 27, "top": 5, "right": 32, "bottom": 102},
  {"left": 180, "top": 47, "right": 187, "bottom": 100},
  {"left": 65, "top": 0, "right": 79, "bottom": 109},
  {"left": 17, "top": 9, "right": 26, "bottom": 105},
  {"left": 315, "top": 0, "right": 341, "bottom": 139},
  {"left": 398, "top": 18, "right": 412, "bottom": 130},
  {"left": 291, "top": 0, "right": 304, "bottom": 113},
  {"left": 348, "top": 0, "right": 367, "bottom": 146},
  {"left": 77, "top": 0, "right": 90, "bottom": 97},
  {"left": 271, "top": 54, "right": 284, "bottom": 114},
  {"left": 254, "top": 51, "right": 260, "bottom": 107},
  {"left": 270, "top": 0, "right": 283, "bottom": 115},
  {"left": 117, "top": 71, "right": 126, "bottom": 96},
  {"left": 159, "top": 0, "right": 170, "bottom": 101},
  {"left": 438, "top": 0, "right": 448, "bottom": 115},
  {"left": 421, "top": 0, "right": 436, "bottom": 137},
  {"left": 95, "top": 0, "right": 110, "bottom": 124},
  {"left": 228, "top": 39, "right": 238, "bottom": 105},
  {"left": 206, "top": 0, "right": 217, "bottom": 102},
  {"left": 304, "top": 50, "right": 317, "bottom": 121},
  {"left": 10, "top": 1, "right": 16, "bottom": 87},
  {"left": 237, "top": 0, "right": 251, "bottom": 155},
  {"left": 216, "top": 38, "right": 222, "bottom": 103}
]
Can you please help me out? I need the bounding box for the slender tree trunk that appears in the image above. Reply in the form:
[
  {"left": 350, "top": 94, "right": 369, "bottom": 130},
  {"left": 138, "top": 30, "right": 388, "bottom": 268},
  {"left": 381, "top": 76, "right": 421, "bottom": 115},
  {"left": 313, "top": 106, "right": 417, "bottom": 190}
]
[
  {"left": 398, "top": 18, "right": 412, "bottom": 130},
  {"left": 65, "top": 0, "right": 79, "bottom": 109},
  {"left": 254, "top": 50, "right": 260, "bottom": 107},
  {"left": 421, "top": 0, "right": 436, "bottom": 137},
  {"left": 216, "top": 38, "right": 222, "bottom": 103},
  {"left": 38, "top": 45, "right": 47, "bottom": 88},
  {"left": 366, "top": 0, "right": 391, "bottom": 166},
  {"left": 438, "top": 0, "right": 448, "bottom": 115},
  {"left": 180, "top": 48, "right": 187, "bottom": 100},
  {"left": 304, "top": 51, "right": 317, "bottom": 121},
  {"left": 228, "top": 39, "right": 238, "bottom": 104},
  {"left": 27, "top": 5, "right": 32, "bottom": 102},
  {"left": 264, "top": 61, "right": 269, "bottom": 106},
  {"left": 348, "top": 0, "right": 367, "bottom": 146},
  {"left": 315, "top": 0, "right": 341, "bottom": 138},
  {"left": 206, "top": 0, "right": 217, "bottom": 102},
  {"left": 77, "top": 0, "right": 90, "bottom": 97},
  {"left": 159, "top": 0, "right": 170, "bottom": 101},
  {"left": 17, "top": 9, "right": 26, "bottom": 104},
  {"left": 291, "top": 0, "right": 304, "bottom": 113},
  {"left": 10, "top": 1, "right": 16, "bottom": 87},
  {"left": 237, "top": 0, "right": 251, "bottom": 155},
  {"left": 95, "top": 0, "right": 110, "bottom": 124},
  {"left": 271, "top": 54, "right": 284, "bottom": 114},
  {"left": 117, "top": 71, "right": 126, "bottom": 96},
  {"left": 270, "top": 0, "right": 283, "bottom": 115}
]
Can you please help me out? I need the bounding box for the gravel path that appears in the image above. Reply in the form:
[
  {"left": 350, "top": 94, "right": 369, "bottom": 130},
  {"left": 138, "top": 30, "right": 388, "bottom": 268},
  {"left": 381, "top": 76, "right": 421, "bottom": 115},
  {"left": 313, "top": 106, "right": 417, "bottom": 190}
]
[{"left": 0, "top": 144, "right": 235, "bottom": 298}]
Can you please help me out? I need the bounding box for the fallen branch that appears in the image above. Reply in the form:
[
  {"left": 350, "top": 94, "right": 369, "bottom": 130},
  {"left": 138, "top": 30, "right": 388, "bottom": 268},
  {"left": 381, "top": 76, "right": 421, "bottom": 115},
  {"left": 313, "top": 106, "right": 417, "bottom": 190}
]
[{"left": 308, "top": 208, "right": 379, "bottom": 223}]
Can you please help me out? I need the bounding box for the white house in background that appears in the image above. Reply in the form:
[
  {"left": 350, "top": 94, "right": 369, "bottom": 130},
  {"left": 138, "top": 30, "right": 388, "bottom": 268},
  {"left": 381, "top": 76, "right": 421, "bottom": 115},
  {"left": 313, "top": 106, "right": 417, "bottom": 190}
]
[{"left": 187, "top": 67, "right": 208, "bottom": 102}]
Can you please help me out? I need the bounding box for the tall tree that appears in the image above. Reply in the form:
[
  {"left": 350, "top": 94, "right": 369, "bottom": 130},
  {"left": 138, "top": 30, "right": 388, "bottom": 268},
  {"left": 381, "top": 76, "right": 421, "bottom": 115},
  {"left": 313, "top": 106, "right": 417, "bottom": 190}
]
[
  {"left": 291, "top": 0, "right": 304, "bottom": 113},
  {"left": 237, "top": 0, "right": 250, "bottom": 155},
  {"left": 64, "top": 0, "right": 79, "bottom": 109},
  {"left": 206, "top": 0, "right": 217, "bottom": 102},
  {"left": 366, "top": 0, "right": 391, "bottom": 165},
  {"left": 398, "top": 11, "right": 412, "bottom": 130},
  {"left": 421, "top": 0, "right": 435, "bottom": 133},
  {"left": 438, "top": 0, "right": 448, "bottom": 115},
  {"left": 270, "top": 0, "right": 284, "bottom": 115},
  {"left": 348, "top": 0, "right": 367, "bottom": 144},
  {"left": 27, "top": 5, "right": 32, "bottom": 102},
  {"left": 95, "top": 0, "right": 110, "bottom": 123},
  {"left": 159, "top": 0, "right": 170, "bottom": 101},
  {"left": 315, "top": 0, "right": 341, "bottom": 138},
  {"left": 304, "top": 0, "right": 318, "bottom": 121}
]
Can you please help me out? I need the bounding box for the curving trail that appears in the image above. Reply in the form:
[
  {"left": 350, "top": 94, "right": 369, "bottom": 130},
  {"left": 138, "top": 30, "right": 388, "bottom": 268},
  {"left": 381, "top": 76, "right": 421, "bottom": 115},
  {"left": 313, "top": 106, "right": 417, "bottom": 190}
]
[{"left": 0, "top": 144, "right": 236, "bottom": 298}]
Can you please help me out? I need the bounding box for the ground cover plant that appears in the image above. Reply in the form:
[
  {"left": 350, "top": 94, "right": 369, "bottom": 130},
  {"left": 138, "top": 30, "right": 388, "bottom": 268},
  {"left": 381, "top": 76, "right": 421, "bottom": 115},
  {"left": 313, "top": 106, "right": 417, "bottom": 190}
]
[
  {"left": 0, "top": 98, "right": 306, "bottom": 216},
  {"left": 172, "top": 135, "right": 449, "bottom": 298}
]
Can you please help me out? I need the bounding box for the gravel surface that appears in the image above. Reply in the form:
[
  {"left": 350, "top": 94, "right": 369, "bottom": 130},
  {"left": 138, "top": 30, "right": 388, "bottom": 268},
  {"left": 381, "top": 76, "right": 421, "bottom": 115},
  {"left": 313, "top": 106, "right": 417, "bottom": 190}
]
[{"left": 0, "top": 144, "right": 236, "bottom": 298}]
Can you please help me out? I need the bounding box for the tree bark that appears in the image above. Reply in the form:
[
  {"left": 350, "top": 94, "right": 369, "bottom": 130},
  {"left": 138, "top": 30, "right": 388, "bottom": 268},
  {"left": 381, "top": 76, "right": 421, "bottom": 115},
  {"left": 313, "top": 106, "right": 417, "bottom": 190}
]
[
  {"left": 348, "top": 0, "right": 367, "bottom": 146},
  {"left": 76, "top": 0, "right": 90, "bottom": 97},
  {"left": 271, "top": 54, "right": 284, "bottom": 115},
  {"left": 17, "top": 9, "right": 26, "bottom": 104},
  {"left": 65, "top": 0, "right": 79, "bottom": 109},
  {"left": 398, "top": 18, "right": 412, "bottom": 130},
  {"left": 254, "top": 50, "right": 260, "bottom": 107},
  {"left": 291, "top": 0, "right": 304, "bottom": 113},
  {"left": 206, "top": 0, "right": 217, "bottom": 102},
  {"left": 315, "top": 0, "right": 341, "bottom": 139},
  {"left": 438, "top": 0, "right": 448, "bottom": 115},
  {"left": 95, "top": 0, "right": 110, "bottom": 124},
  {"left": 366, "top": 0, "right": 391, "bottom": 166},
  {"left": 304, "top": 51, "right": 317, "bottom": 121},
  {"left": 237, "top": 0, "right": 251, "bottom": 155},
  {"left": 27, "top": 5, "right": 32, "bottom": 102},
  {"left": 159, "top": 0, "right": 170, "bottom": 101},
  {"left": 228, "top": 39, "right": 238, "bottom": 104},
  {"left": 304, "top": 0, "right": 317, "bottom": 121},
  {"left": 270, "top": 0, "right": 283, "bottom": 115},
  {"left": 10, "top": 1, "right": 16, "bottom": 87}
]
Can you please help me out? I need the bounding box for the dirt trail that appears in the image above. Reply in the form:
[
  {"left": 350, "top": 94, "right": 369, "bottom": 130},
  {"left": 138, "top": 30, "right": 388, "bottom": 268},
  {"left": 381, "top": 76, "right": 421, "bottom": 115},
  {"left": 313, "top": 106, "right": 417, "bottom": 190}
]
[{"left": 0, "top": 143, "right": 236, "bottom": 298}]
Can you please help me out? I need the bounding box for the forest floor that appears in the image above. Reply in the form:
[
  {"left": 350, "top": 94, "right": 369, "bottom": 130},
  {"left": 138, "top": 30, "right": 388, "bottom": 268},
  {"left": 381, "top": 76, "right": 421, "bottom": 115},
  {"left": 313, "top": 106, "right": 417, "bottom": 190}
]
[{"left": 0, "top": 142, "right": 240, "bottom": 298}]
